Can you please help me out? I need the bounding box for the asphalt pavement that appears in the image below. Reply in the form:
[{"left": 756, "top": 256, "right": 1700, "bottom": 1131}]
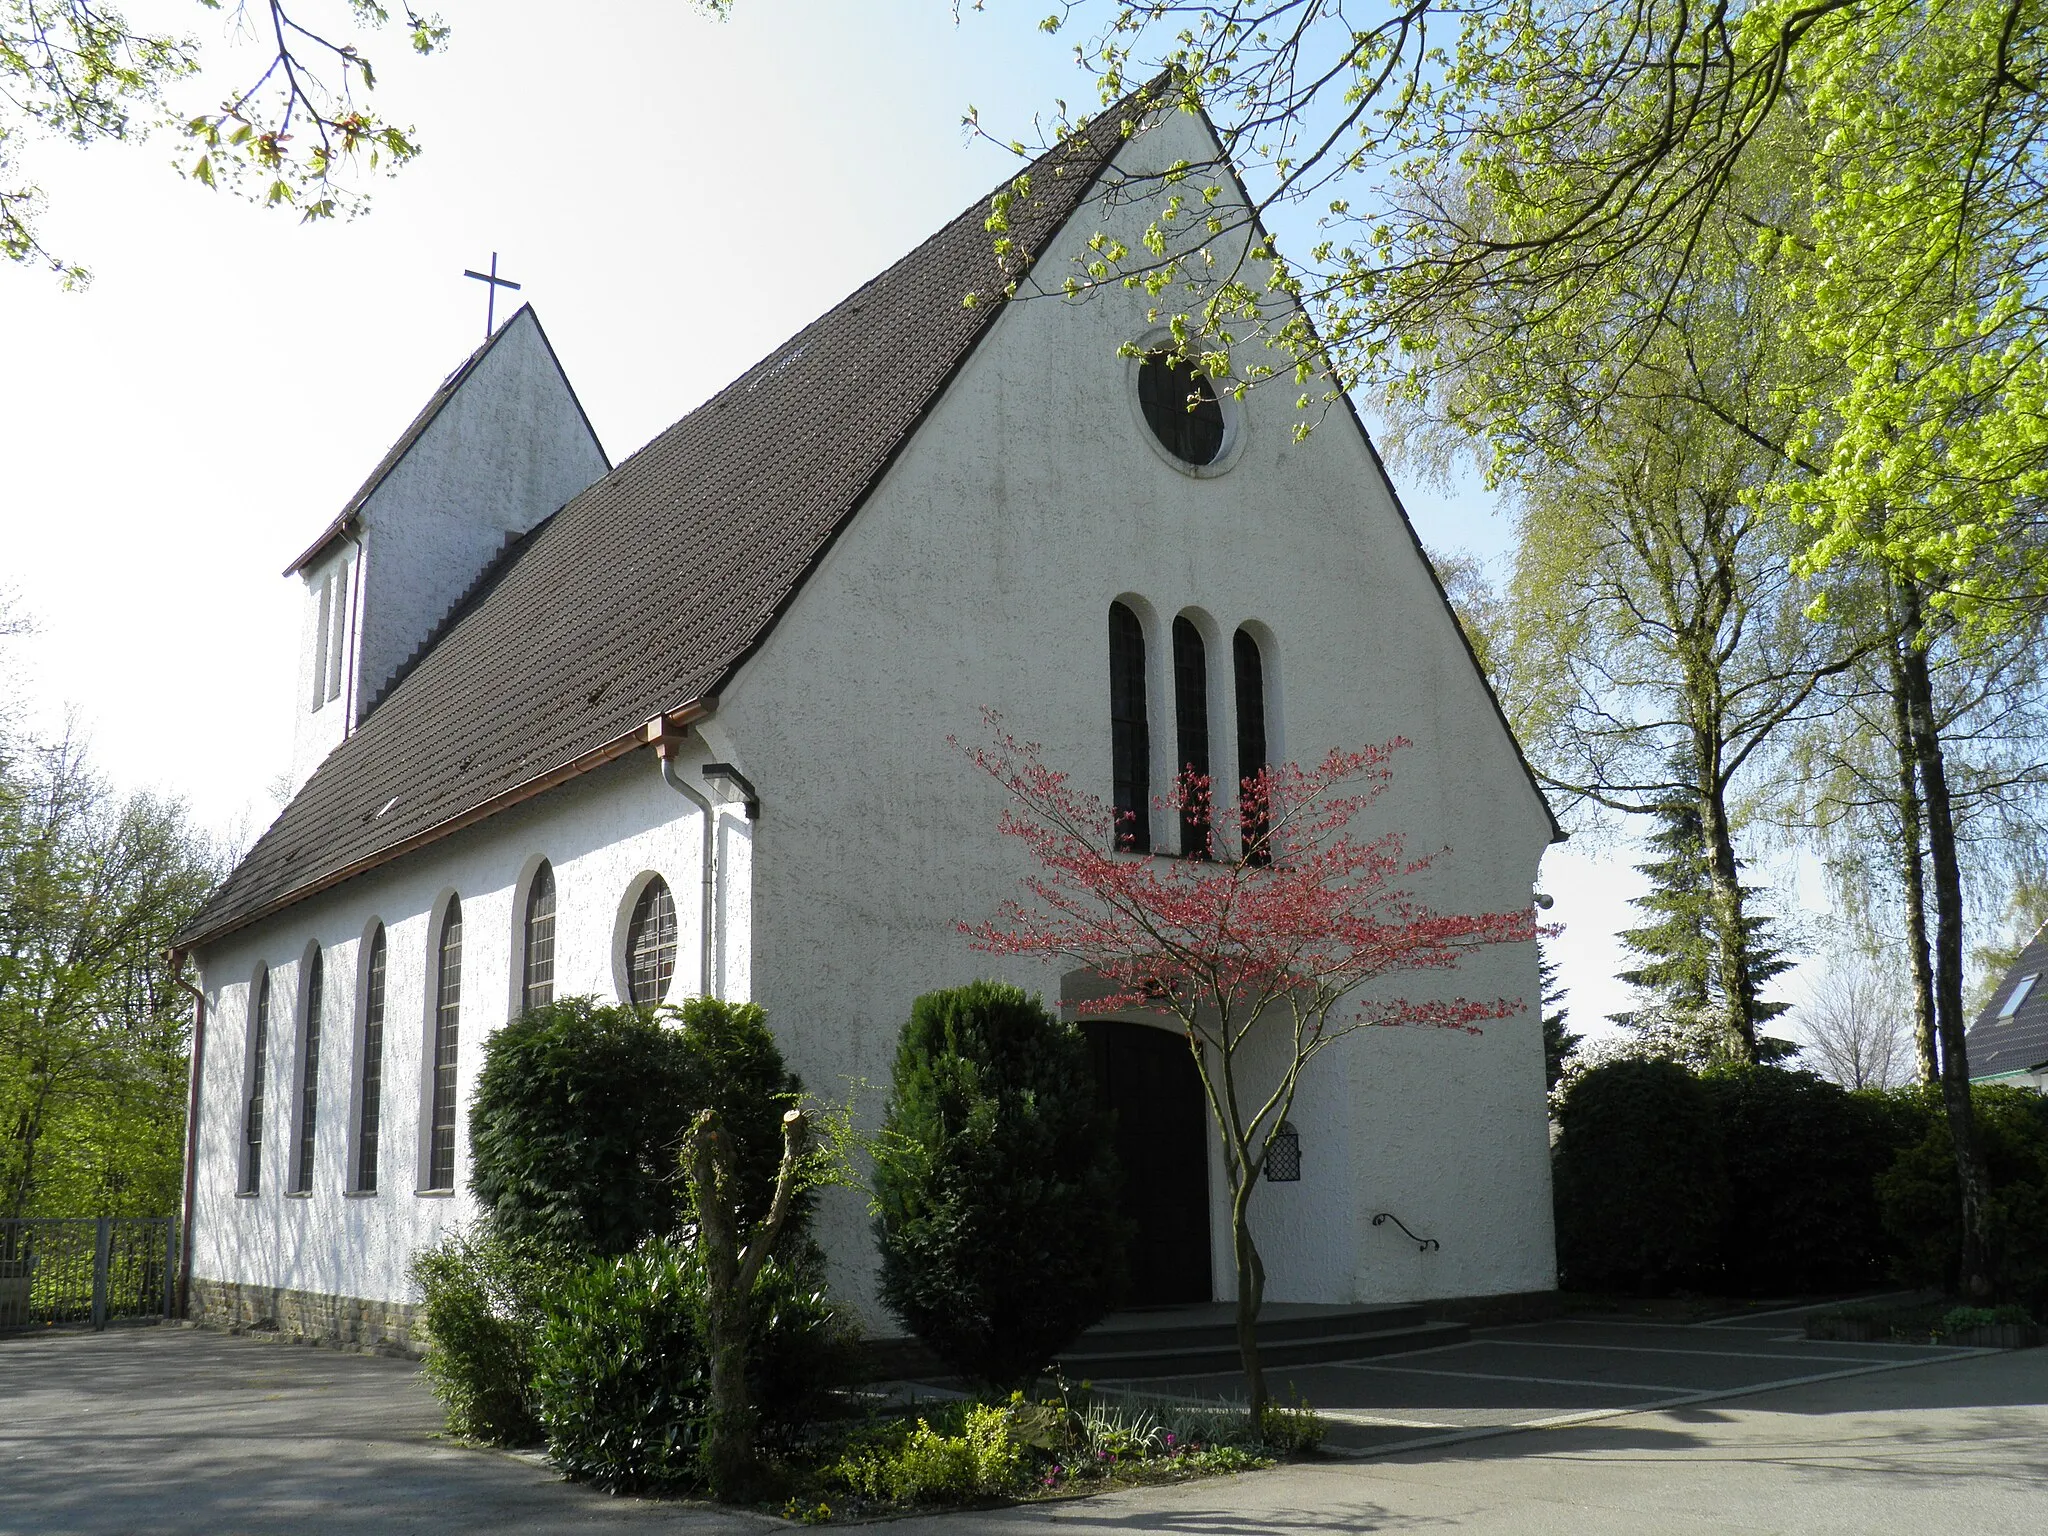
[{"left": 2, "top": 1315, "right": 2043, "bottom": 1534}]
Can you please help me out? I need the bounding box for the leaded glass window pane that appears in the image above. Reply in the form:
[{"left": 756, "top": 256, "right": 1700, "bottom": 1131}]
[
  {"left": 627, "top": 878, "right": 677, "bottom": 1006},
  {"left": 243, "top": 971, "right": 270, "bottom": 1194},
  {"left": 356, "top": 926, "right": 385, "bottom": 1193},
  {"left": 1109, "top": 603, "right": 1151, "bottom": 853},
  {"left": 523, "top": 862, "right": 556, "bottom": 1013},
  {"left": 1234, "top": 628, "right": 1270, "bottom": 865},
  {"left": 427, "top": 899, "right": 462, "bottom": 1191},
  {"left": 1173, "top": 616, "right": 1211, "bottom": 857},
  {"left": 291, "top": 949, "right": 323, "bottom": 1194},
  {"left": 1138, "top": 353, "right": 1226, "bottom": 465}
]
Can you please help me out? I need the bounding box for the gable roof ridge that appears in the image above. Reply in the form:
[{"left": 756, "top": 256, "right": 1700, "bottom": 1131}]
[{"left": 281, "top": 306, "right": 607, "bottom": 577}]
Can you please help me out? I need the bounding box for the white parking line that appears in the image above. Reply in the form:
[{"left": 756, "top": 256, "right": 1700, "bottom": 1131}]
[
  {"left": 1316, "top": 1410, "right": 1463, "bottom": 1430},
  {"left": 1316, "top": 1348, "right": 1993, "bottom": 1460},
  {"left": 1481, "top": 1338, "right": 1934, "bottom": 1364},
  {"left": 1331, "top": 1361, "right": 1696, "bottom": 1393}
]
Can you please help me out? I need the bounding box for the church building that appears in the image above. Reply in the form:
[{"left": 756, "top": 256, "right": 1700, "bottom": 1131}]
[{"left": 173, "top": 95, "right": 1562, "bottom": 1349}]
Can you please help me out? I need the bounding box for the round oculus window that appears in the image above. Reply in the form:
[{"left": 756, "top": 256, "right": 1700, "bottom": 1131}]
[{"left": 1138, "top": 352, "right": 1227, "bottom": 466}]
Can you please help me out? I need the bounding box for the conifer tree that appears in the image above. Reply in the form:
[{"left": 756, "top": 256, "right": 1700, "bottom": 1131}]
[
  {"left": 1610, "top": 764, "right": 1795, "bottom": 1066},
  {"left": 1539, "top": 943, "right": 1579, "bottom": 1092}
]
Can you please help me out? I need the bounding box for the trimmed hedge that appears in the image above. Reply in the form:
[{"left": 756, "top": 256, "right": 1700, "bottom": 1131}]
[
  {"left": 468, "top": 995, "right": 803, "bottom": 1257},
  {"left": 873, "top": 981, "right": 1128, "bottom": 1390},
  {"left": 1875, "top": 1084, "right": 2048, "bottom": 1309},
  {"left": 1553, "top": 1058, "right": 1729, "bottom": 1292},
  {"left": 1555, "top": 1061, "right": 2048, "bottom": 1304}
]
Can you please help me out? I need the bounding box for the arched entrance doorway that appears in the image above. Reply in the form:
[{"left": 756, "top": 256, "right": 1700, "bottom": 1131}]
[{"left": 1087, "top": 1020, "right": 1212, "bottom": 1305}]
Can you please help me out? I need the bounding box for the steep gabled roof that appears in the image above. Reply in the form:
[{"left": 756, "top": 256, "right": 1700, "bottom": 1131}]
[
  {"left": 179, "top": 107, "right": 1135, "bottom": 951},
  {"left": 1966, "top": 925, "right": 2048, "bottom": 1080},
  {"left": 281, "top": 308, "right": 607, "bottom": 577}
]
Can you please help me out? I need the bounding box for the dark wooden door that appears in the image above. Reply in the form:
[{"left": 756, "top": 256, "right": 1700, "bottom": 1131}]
[{"left": 1089, "top": 1021, "right": 1212, "bottom": 1305}]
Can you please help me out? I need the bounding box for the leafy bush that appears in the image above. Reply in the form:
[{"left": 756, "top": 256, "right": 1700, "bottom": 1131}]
[
  {"left": 829, "top": 1404, "right": 1026, "bottom": 1503},
  {"left": 872, "top": 981, "right": 1128, "bottom": 1390},
  {"left": 1552, "top": 1058, "right": 1728, "bottom": 1291},
  {"left": 531, "top": 1239, "right": 709, "bottom": 1493},
  {"left": 469, "top": 998, "right": 692, "bottom": 1255},
  {"left": 469, "top": 995, "right": 804, "bottom": 1257},
  {"left": 1875, "top": 1084, "right": 2048, "bottom": 1308},
  {"left": 1700, "top": 1066, "right": 1897, "bottom": 1293},
  {"left": 530, "top": 1237, "right": 849, "bottom": 1493},
  {"left": 409, "top": 1224, "right": 559, "bottom": 1445}
]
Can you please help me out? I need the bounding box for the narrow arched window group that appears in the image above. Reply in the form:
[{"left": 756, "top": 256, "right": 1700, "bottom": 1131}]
[
  {"left": 238, "top": 858, "right": 692, "bottom": 1201},
  {"left": 1108, "top": 602, "right": 1273, "bottom": 861}
]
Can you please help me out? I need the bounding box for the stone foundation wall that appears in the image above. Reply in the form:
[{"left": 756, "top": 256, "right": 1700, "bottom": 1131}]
[{"left": 188, "top": 1276, "right": 422, "bottom": 1356}]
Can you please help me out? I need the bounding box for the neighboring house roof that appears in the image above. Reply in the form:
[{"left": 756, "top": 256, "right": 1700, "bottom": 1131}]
[
  {"left": 1965, "top": 926, "right": 2048, "bottom": 1080},
  {"left": 178, "top": 105, "right": 1137, "bottom": 951},
  {"left": 280, "top": 308, "right": 609, "bottom": 578}
]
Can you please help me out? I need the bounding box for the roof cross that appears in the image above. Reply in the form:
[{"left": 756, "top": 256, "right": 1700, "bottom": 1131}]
[{"left": 461, "top": 252, "right": 522, "bottom": 338}]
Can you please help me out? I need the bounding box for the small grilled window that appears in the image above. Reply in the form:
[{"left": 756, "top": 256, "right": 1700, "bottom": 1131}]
[
  {"left": 1266, "top": 1121, "right": 1301, "bottom": 1182},
  {"left": 1138, "top": 352, "right": 1226, "bottom": 465},
  {"left": 627, "top": 877, "right": 677, "bottom": 1006},
  {"left": 523, "top": 861, "right": 557, "bottom": 1013},
  {"left": 426, "top": 898, "right": 463, "bottom": 1191},
  {"left": 1173, "top": 616, "right": 1211, "bottom": 857},
  {"left": 1109, "top": 603, "right": 1151, "bottom": 853},
  {"left": 291, "top": 948, "right": 323, "bottom": 1194},
  {"left": 242, "top": 971, "right": 271, "bottom": 1194},
  {"left": 356, "top": 925, "right": 386, "bottom": 1193}
]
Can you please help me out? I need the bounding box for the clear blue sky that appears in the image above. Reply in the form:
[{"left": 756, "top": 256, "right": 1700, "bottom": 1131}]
[{"left": 2, "top": 0, "right": 1775, "bottom": 1039}]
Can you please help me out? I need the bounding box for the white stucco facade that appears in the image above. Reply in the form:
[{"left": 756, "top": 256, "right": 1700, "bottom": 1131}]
[
  {"left": 190, "top": 109, "right": 1557, "bottom": 1334},
  {"left": 287, "top": 309, "right": 610, "bottom": 792}
]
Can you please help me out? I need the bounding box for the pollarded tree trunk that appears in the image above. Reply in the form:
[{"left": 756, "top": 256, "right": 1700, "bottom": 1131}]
[
  {"left": 1896, "top": 583, "right": 1993, "bottom": 1298},
  {"left": 683, "top": 1106, "right": 807, "bottom": 1501},
  {"left": 1887, "top": 633, "right": 1941, "bottom": 1085}
]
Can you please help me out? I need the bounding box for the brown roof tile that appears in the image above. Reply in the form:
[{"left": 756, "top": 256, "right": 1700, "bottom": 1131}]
[{"left": 180, "top": 107, "right": 1135, "bottom": 951}]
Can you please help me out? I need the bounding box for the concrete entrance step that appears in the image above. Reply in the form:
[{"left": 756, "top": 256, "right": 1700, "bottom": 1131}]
[{"left": 1056, "top": 1302, "right": 1468, "bottom": 1379}]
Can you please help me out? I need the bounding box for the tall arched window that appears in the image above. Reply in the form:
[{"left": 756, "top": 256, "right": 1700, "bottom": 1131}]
[
  {"left": 355, "top": 925, "right": 386, "bottom": 1193},
  {"left": 1173, "top": 616, "right": 1211, "bottom": 857},
  {"left": 241, "top": 970, "right": 271, "bottom": 1195},
  {"left": 291, "top": 948, "right": 323, "bottom": 1194},
  {"left": 1234, "top": 628, "right": 1270, "bottom": 865},
  {"left": 627, "top": 877, "right": 677, "bottom": 1005},
  {"left": 1108, "top": 602, "right": 1151, "bottom": 853},
  {"left": 426, "top": 898, "right": 463, "bottom": 1191},
  {"left": 522, "top": 862, "right": 556, "bottom": 1013}
]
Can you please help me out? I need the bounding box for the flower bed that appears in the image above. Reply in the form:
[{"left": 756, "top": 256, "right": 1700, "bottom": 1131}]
[{"left": 773, "top": 1389, "right": 1324, "bottom": 1524}]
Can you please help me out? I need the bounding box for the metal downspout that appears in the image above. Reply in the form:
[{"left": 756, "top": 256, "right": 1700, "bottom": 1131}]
[{"left": 656, "top": 744, "right": 718, "bottom": 999}]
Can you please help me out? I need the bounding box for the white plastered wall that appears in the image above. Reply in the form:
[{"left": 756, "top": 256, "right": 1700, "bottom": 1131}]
[
  {"left": 287, "top": 309, "right": 610, "bottom": 793},
  {"left": 713, "top": 107, "right": 1559, "bottom": 1321},
  {"left": 188, "top": 745, "right": 751, "bottom": 1305}
]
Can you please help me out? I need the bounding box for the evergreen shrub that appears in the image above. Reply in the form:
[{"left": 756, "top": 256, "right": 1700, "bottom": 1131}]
[
  {"left": 408, "top": 1223, "right": 559, "bottom": 1445},
  {"left": 1875, "top": 1084, "right": 2048, "bottom": 1308},
  {"left": 1701, "top": 1067, "right": 1897, "bottom": 1293},
  {"left": 872, "top": 981, "right": 1128, "bottom": 1390},
  {"left": 530, "top": 1237, "right": 847, "bottom": 1492},
  {"left": 1552, "top": 1058, "right": 1727, "bottom": 1291},
  {"left": 468, "top": 995, "right": 803, "bottom": 1256}
]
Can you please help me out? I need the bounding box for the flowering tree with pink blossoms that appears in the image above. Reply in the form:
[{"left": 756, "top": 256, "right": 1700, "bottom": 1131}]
[{"left": 958, "top": 713, "right": 1537, "bottom": 1424}]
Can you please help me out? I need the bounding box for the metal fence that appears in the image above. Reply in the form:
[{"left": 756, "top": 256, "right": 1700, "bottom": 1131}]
[{"left": 0, "top": 1218, "right": 177, "bottom": 1332}]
